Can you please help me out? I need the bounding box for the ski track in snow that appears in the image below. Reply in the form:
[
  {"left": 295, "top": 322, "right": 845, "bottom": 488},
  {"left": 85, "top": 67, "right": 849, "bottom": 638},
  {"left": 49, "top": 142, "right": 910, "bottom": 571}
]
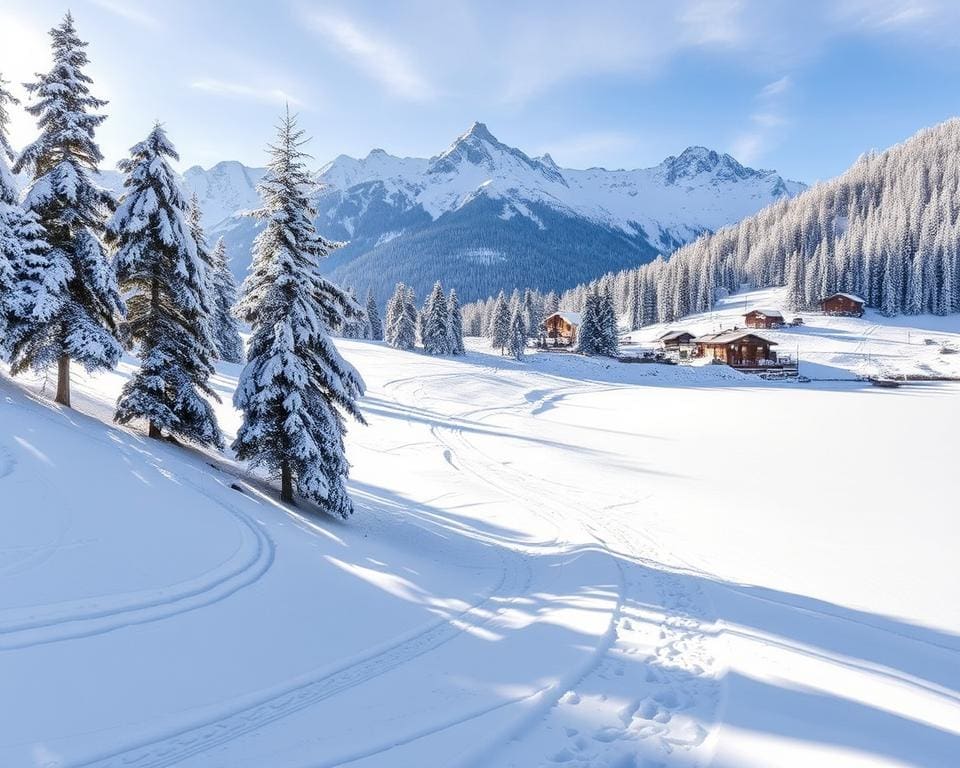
[
  {"left": 0, "top": 386, "right": 276, "bottom": 651},
  {"left": 5, "top": 364, "right": 725, "bottom": 767},
  {"left": 68, "top": 369, "right": 574, "bottom": 768},
  {"left": 73, "top": 545, "right": 532, "bottom": 768},
  {"left": 409, "top": 375, "right": 725, "bottom": 767}
]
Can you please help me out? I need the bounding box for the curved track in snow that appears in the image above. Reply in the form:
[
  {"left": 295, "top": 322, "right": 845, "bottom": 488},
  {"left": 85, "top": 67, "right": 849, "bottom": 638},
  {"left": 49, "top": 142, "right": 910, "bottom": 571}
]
[
  {"left": 0, "top": 387, "right": 276, "bottom": 650},
  {"left": 422, "top": 377, "right": 725, "bottom": 766}
]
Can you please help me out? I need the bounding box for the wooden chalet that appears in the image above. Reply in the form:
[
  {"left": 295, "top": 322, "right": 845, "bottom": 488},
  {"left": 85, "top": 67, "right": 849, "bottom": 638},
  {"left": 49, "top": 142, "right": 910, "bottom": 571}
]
[
  {"left": 658, "top": 330, "right": 697, "bottom": 360},
  {"left": 658, "top": 330, "right": 696, "bottom": 349},
  {"left": 695, "top": 330, "right": 778, "bottom": 369},
  {"left": 821, "top": 292, "right": 865, "bottom": 317},
  {"left": 744, "top": 309, "right": 785, "bottom": 329},
  {"left": 543, "top": 311, "right": 581, "bottom": 347}
]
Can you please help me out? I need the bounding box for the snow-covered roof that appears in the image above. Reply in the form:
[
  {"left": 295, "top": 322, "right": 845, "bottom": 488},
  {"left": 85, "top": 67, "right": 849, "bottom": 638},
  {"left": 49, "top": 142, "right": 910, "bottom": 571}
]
[
  {"left": 695, "top": 330, "right": 778, "bottom": 345},
  {"left": 745, "top": 308, "right": 783, "bottom": 318},
  {"left": 825, "top": 292, "right": 865, "bottom": 304},
  {"left": 659, "top": 330, "right": 696, "bottom": 341},
  {"left": 545, "top": 311, "right": 582, "bottom": 326}
]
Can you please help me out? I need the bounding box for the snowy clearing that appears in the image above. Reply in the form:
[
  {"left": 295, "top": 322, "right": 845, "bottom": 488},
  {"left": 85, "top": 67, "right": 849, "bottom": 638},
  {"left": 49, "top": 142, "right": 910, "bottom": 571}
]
[
  {"left": 1, "top": 314, "right": 959, "bottom": 767},
  {"left": 625, "top": 286, "right": 960, "bottom": 382}
]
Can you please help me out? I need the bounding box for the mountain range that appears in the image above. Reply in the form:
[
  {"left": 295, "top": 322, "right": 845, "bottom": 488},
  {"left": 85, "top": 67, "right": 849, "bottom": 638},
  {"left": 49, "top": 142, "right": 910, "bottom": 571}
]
[{"left": 104, "top": 123, "right": 806, "bottom": 304}]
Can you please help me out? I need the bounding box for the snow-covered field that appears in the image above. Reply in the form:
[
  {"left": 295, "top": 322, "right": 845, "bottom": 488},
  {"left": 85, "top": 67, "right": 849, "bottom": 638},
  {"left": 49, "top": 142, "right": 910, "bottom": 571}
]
[
  {"left": 626, "top": 286, "right": 960, "bottom": 381},
  {"left": 2, "top": 312, "right": 959, "bottom": 767}
]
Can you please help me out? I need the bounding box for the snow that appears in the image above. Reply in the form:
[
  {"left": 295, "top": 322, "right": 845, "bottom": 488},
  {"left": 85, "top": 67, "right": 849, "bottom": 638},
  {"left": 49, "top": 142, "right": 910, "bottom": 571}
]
[
  {"left": 826, "top": 292, "right": 866, "bottom": 304},
  {"left": 630, "top": 286, "right": 960, "bottom": 380},
  {"left": 310, "top": 124, "right": 805, "bottom": 252},
  {"left": 1, "top": 309, "right": 958, "bottom": 767},
  {"left": 547, "top": 310, "right": 582, "bottom": 326}
]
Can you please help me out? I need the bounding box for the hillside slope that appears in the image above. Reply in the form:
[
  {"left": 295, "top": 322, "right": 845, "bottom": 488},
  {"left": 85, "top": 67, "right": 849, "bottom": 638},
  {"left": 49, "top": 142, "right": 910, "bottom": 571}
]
[
  {"left": 2, "top": 328, "right": 958, "bottom": 767},
  {"left": 540, "top": 119, "right": 960, "bottom": 330}
]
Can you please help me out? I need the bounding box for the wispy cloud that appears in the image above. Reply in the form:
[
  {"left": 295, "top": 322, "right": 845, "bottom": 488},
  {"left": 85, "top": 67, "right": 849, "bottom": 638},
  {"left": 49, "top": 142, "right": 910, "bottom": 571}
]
[
  {"left": 190, "top": 78, "right": 304, "bottom": 107},
  {"left": 732, "top": 75, "right": 792, "bottom": 165},
  {"left": 90, "top": 0, "right": 160, "bottom": 28},
  {"left": 304, "top": 12, "right": 436, "bottom": 102},
  {"left": 678, "top": 0, "right": 745, "bottom": 47},
  {"left": 760, "top": 75, "right": 791, "bottom": 97}
]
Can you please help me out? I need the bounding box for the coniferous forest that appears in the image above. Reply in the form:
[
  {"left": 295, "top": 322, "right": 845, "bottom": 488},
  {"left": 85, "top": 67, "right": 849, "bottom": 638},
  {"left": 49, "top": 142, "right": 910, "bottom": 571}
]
[{"left": 462, "top": 120, "right": 960, "bottom": 330}]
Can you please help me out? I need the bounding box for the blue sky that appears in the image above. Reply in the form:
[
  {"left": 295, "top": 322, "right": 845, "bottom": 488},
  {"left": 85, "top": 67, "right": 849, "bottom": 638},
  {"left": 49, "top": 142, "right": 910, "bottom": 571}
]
[{"left": 2, "top": 0, "right": 959, "bottom": 183}]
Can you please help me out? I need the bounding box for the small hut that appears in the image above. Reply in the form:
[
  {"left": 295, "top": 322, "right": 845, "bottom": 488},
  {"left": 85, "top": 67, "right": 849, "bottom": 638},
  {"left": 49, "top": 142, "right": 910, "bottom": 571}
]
[
  {"left": 744, "top": 309, "right": 784, "bottom": 329},
  {"left": 821, "top": 292, "right": 865, "bottom": 317},
  {"left": 543, "top": 311, "right": 581, "bottom": 347},
  {"left": 695, "top": 330, "right": 778, "bottom": 368}
]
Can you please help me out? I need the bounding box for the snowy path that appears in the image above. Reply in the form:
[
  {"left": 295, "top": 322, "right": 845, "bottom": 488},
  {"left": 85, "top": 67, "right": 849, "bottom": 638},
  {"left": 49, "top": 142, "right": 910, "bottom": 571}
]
[{"left": 2, "top": 325, "right": 959, "bottom": 767}]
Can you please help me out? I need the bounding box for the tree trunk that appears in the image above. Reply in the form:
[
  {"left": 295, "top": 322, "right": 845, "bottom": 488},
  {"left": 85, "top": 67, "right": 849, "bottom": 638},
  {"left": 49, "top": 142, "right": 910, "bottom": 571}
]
[
  {"left": 55, "top": 354, "right": 71, "bottom": 407},
  {"left": 280, "top": 461, "right": 294, "bottom": 505},
  {"left": 149, "top": 422, "right": 162, "bottom": 439}
]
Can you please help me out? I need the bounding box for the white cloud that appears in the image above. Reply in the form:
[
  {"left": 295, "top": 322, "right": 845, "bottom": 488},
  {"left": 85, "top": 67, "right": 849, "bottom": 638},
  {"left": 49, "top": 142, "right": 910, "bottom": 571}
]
[
  {"left": 761, "top": 75, "right": 791, "bottom": 97},
  {"left": 305, "top": 12, "right": 436, "bottom": 102},
  {"left": 190, "top": 79, "right": 304, "bottom": 107}
]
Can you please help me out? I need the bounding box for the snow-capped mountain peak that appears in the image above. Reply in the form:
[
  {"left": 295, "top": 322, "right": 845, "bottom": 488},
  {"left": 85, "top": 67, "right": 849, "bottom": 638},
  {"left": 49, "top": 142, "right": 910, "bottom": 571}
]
[
  {"left": 427, "top": 121, "right": 565, "bottom": 185},
  {"left": 181, "top": 160, "right": 265, "bottom": 227},
  {"left": 185, "top": 121, "right": 805, "bottom": 303}
]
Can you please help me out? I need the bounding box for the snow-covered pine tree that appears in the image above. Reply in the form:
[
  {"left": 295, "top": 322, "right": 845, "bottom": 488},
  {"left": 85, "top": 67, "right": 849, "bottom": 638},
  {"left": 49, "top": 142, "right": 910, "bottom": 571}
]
[
  {"left": 0, "top": 74, "right": 49, "bottom": 356},
  {"left": 784, "top": 251, "right": 805, "bottom": 310},
  {"left": 386, "top": 283, "right": 416, "bottom": 349},
  {"left": 522, "top": 288, "right": 539, "bottom": 338},
  {"left": 507, "top": 306, "right": 526, "bottom": 360},
  {"left": 576, "top": 292, "right": 601, "bottom": 356},
  {"left": 366, "top": 288, "right": 383, "bottom": 341},
  {"left": 490, "top": 290, "right": 510, "bottom": 353},
  {"left": 404, "top": 286, "right": 419, "bottom": 347},
  {"left": 597, "top": 291, "right": 620, "bottom": 357},
  {"left": 9, "top": 14, "right": 123, "bottom": 406},
  {"left": 233, "top": 109, "right": 365, "bottom": 513},
  {"left": 627, "top": 271, "right": 641, "bottom": 330},
  {"left": 385, "top": 283, "right": 400, "bottom": 345},
  {"left": 422, "top": 281, "right": 449, "bottom": 355},
  {"left": 338, "top": 287, "right": 368, "bottom": 339},
  {"left": 544, "top": 291, "right": 559, "bottom": 317},
  {"left": 447, "top": 288, "right": 465, "bottom": 355},
  {"left": 208, "top": 236, "right": 244, "bottom": 362},
  {"left": 107, "top": 124, "right": 222, "bottom": 447}
]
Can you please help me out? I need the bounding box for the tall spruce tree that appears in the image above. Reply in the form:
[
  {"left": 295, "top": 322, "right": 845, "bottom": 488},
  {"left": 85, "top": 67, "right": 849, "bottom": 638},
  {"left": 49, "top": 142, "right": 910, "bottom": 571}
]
[
  {"left": 10, "top": 14, "right": 122, "bottom": 406},
  {"left": 422, "top": 281, "right": 449, "bottom": 355},
  {"left": 447, "top": 288, "right": 465, "bottom": 355},
  {"left": 208, "top": 236, "right": 244, "bottom": 363},
  {"left": 366, "top": 288, "right": 383, "bottom": 341},
  {"left": 404, "top": 286, "right": 419, "bottom": 347},
  {"left": 0, "top": 75, "right": 49, "bottom": 356},
  {"left": 490, "top": 290, "right": 510, "bottom": 353},
  {"left": 576, "top": 293, "right": 602, "bottom": 356},
  {"left": 233, "top": 110, "right": 365, "bottom": 513},
  {"left": 597, "top": 292, "right": 620, "bottom": 357},
  {"left": 385, "top": 282, "right": 401, "bottom": 346},
  {"left": 387, "top": 282, "right": 416, "bottom": 349},
  {"left": 507, "top": 306, "right": 526, "bottom": 360},
  {"left": 107, "top": 124, "right": 222, "bottom": 447},
  {"left": 522, "top": 288, "right": 539, "bottom": 338}
]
